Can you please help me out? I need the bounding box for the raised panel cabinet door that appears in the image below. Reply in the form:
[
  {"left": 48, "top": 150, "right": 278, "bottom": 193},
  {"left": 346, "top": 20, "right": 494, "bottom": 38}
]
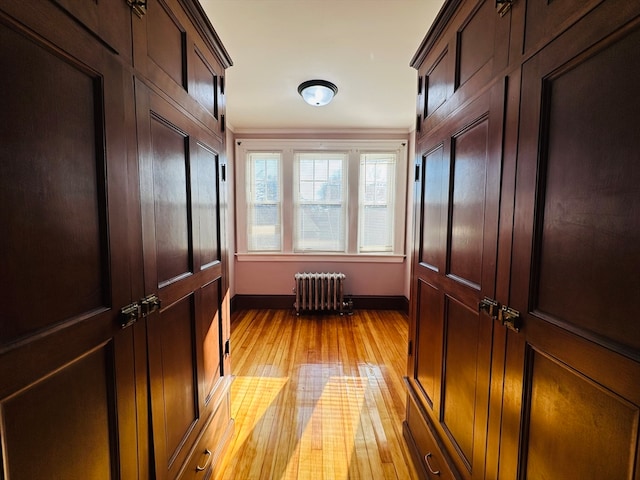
[
  {"left": 52, "top": 0, "right": 134, "bottom": 63},
  {"left": 188, "top": 44, "right": 227, "bottom": 136},
  {"left": 131, "top": 0, "right": 232, "bottom": 137},
  {"left": 0, "top": 3, "right": 141, "bottom": 478},
  {"left": 416, "top": 47, "right": 453, "bottom": 137},
  {"left": 456, "top": 0, "right": 502, "bottom": 89},
  {"left": 522, "top": 0, "right": 605, "bottom": 55},
  {"left": 132, "top": 0, "right": 187, "bottom": 91},
  {"left": 198, "top": 278, "right": 224, "bottom": 407},
  {"left": 412, "top": 0, "right": 511, "bottom": 137},
  {"left": 501, "top": 6, "right": 640, "bottom": 479},
  {"left": 136, "top": 81, "right": 228, "bottom": 479},
  {"left": 409, "top": 80, "right": 506, "bottom": 479}
]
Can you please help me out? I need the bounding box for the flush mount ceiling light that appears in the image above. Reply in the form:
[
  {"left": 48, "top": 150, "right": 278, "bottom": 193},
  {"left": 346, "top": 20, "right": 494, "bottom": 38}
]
[{"left": 297, "top": 80, "right": 338, "bottom": 106}]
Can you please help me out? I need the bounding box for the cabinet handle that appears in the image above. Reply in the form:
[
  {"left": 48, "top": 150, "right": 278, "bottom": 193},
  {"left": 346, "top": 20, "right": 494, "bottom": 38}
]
[
  {"left": 140, "top": 294, "right": 161, "bottom": 317},
  {"left": 196, "top": 449, "right": 212, "bottom": 472},
  {"left": 479, "top": 297, "right": 499, "bottom": 320},
  {"left": 424, "top": 452, "right": 441, "bottom": 476},
  {"left": 499, "top": 305, "right": 522, "bottom": 332},
  {"left": 119, "top": 302, "right": 140, "bottom": 329}
]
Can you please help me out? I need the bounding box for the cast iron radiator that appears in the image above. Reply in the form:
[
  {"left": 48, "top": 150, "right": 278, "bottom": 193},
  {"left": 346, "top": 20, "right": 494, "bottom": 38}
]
[{"left": 293, "top": 272, "right": 353, "bottom": 315}]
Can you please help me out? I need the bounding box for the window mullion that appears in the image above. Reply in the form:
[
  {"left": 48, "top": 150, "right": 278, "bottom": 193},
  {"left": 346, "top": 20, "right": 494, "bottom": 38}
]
[
  {"left": 347, "top": 149, "right": 359, "bottom": 254},
  {"left": 282, "top": 149, "right": 294, "bottom": 253}
]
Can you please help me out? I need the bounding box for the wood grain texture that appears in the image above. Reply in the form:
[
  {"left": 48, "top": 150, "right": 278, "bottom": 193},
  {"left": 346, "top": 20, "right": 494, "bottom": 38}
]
[
  {"left": 137, "top": 82, "right": 229, "bottom": 479},
  {"left": 456, "top": 0, "right": 494, "bottom": 88},
  {"left": 217, "top": 309, "right": 418, "bottom": 479},
  {"left": 419, "top": 144, "right": 446, "bottom": 271},
  {"left": 0, "top": 22, "right": 107, "bottom": 343},
  {"left": 148, "top": 0, "right": 186, "bottom": 88},
  {"left": 533, "top": 24, "right": 640, "bottom": 350},
  {"left": 448, "top": 116, "right": 488, "bottom": 288}
]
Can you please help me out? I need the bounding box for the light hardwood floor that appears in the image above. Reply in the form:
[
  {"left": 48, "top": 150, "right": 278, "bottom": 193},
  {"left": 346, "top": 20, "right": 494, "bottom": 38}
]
[{"left": 217, "top": 309, "right": 419, "bottom": 480}]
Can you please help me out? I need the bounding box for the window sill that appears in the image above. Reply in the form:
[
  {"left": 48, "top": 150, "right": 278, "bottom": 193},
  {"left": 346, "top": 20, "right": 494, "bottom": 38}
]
[{"left": 235, "top": 253, "right": 406, "bottom": 263}]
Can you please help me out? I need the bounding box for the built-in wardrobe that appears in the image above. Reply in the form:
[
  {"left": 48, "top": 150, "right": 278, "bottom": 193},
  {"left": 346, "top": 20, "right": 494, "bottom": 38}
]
[
  {"left": 405, "top": 0, "right": 640, "bottom": 478},
  {"left": 0, "top": 0, "right": 233, "bottom": 478}
]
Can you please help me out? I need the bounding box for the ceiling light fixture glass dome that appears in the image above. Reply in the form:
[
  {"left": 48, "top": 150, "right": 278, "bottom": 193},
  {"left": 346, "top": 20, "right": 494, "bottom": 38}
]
[{"left": 297, "top": 80, "right": 338, "bottom": 106}]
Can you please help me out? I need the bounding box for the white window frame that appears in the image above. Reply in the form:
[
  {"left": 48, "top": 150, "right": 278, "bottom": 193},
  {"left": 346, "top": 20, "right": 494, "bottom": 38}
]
[
  {"left": 294, "top": 151, "right": 348, "bottom": 253},
  {"left": 235, "top": 139, "right": 407, "bottom": 261},
  {"left": 245, "top": 151, "right": 282, "bottom": 252},
  {"left": 358, "top": 152, "right": 398, "bottom": 253}
]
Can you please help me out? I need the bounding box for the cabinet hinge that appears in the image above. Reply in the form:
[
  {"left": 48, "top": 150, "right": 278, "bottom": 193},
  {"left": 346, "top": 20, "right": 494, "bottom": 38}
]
[
  {"left": 221, "top": 164, "right": 226, "bottom": 182},
  {"left": 224, "top": 339, "right": 230, "bottom": 357},
  {"left": 220, "top": 76, "right": 225, "bottom": 95},
  {"left": 221, "top": 114, "right": 225, "bottom": 133},
  {"left": 408, "top": 340, "right": 413, "bottom": 356},
  {"left": 415, "top": 164, "right": 420, "bottom": 182}
]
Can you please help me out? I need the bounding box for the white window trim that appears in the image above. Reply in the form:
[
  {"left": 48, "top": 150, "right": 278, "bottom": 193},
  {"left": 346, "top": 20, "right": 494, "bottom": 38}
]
[{"left": 235, "top": 138, "right": 408, "bottom": 258}]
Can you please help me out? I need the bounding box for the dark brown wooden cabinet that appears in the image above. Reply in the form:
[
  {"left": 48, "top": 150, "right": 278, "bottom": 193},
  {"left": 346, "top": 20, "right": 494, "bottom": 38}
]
[
  {"left": 136, "top": 81, "right": 231, "bottom": 480},
  {"left": 0, "top": 0, "right": 233, "bottom": 478},
  {"left": 409, "top": 83, "right": 505, "bottom": 479},
  {"left": 406, "top": 1, "right": 640, "bottom": 479},
  {"left": 132, "top": 0, "right": 228, "bottom": 137}
]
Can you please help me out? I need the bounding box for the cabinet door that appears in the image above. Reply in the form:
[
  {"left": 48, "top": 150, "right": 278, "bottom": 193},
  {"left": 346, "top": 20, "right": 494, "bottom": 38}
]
[
  {"left": 409, "top": 80, "right": 506, "bottom": 479},
  {"left": 0, "top": 2, "right": 140, "bottom": 478},
  {"left": 136, "top": 82, "right": 228, "bottom": 480},
  {"left": 500, "top": 6, "right": 640, "bottom": 479},
  {"left": 132, "top": 0, "right": 228, "bottom": 136},
  {"left": 522, "top": 0, "right": 605, "bottom": 55},
  {"left": 415, "top": 0, "right": 511, "bottom": 137},
  {"left": 51, "top": 0, "right": 133, "bottom": 63}
]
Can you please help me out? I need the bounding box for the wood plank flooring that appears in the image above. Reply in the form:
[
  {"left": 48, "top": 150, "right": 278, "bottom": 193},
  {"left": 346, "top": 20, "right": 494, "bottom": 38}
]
[{"left": 217, "top": 309, "right": 418, "bottom": 480}]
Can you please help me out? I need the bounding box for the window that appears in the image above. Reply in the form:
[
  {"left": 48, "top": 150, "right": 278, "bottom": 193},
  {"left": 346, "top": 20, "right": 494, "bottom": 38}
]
[
  {"left": 295, "top": 152, "right": 347, "bottom": 252},
  {"left": 359, "top": 153, "right": 396, "bottom": 253},
  {"left": 246, "top": 152, "right": 281, "bottom": 251},
  {"left": 236, "top": 139, "right": 407, "bottom": 258}
]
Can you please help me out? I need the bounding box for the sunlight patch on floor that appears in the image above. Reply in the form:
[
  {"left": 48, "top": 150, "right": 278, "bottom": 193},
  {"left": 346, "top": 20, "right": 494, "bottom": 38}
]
[
  {"left": 230, "top": 375, "right": 289, "bottom": 449},
  {"left": 283, "top": 373, "right": 368, "bottom": 480}
]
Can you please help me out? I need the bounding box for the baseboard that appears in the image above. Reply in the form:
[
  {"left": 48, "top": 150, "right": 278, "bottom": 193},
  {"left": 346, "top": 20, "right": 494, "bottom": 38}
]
[
  {"left": 231, "top": 294, "right": 409, "bottom": 314},
  {"left": 232, "top": 295, "right": 294, "bottom": 311},
  {"left": 353, "top": 295, "right": 409, "bottom": 312}
]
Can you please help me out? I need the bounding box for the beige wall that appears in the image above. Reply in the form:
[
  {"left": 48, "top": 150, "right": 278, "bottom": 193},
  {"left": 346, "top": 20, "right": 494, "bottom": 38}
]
[{"left": 235, "top": 259, "right": 406, "bottom": 296}]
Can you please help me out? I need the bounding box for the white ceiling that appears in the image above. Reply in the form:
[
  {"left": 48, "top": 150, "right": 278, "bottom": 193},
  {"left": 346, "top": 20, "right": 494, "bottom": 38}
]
[{"left": 201, "top": 0, "right": 446, "bottom": 132}]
